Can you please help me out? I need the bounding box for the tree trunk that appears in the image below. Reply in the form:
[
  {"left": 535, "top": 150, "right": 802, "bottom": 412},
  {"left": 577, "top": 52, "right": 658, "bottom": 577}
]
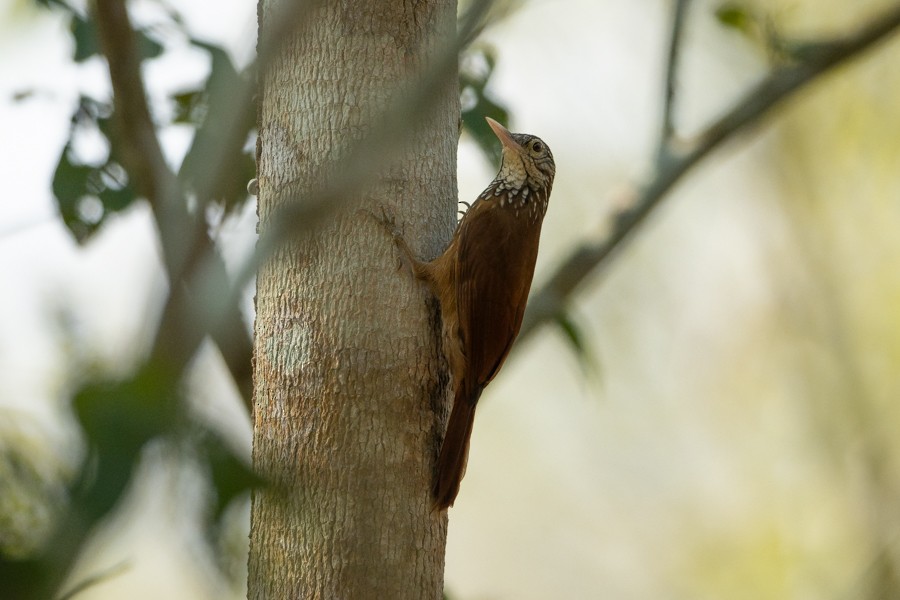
[{"left": 248, "top": 1, "right": 458, "bottom": 598}]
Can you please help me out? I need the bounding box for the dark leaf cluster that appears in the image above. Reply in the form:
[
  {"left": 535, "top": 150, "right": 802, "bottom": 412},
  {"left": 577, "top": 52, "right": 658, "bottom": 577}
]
[
  {"left": 52, "top": 97, "right": 134, "bottom": 242},
  {"left": 37, "top": 0, "right": 257, "bottom": 244}
]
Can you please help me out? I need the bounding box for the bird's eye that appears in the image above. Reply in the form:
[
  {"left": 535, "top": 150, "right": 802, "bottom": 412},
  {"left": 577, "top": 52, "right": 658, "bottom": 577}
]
[{"left": 531, "top": 141, "right": 543, "bottom": 153}]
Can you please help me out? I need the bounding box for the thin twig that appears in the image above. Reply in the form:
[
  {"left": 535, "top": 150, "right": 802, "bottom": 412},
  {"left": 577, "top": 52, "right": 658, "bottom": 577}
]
[
  {"left": 520, "top": 2, "right": 900, "bottom": 342},
  {"left": 659, "top": 0, "right": 691, "bottom": 157}
]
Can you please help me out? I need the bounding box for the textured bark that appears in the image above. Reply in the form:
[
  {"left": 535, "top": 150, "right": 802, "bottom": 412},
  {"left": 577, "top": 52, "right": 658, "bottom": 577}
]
[{"left": 248, "top": 1, "right": 458, "bottom": 598}]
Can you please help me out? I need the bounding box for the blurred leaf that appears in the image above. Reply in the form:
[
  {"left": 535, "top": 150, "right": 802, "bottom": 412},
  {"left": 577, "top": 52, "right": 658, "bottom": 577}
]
[
  {"left": 70, "top": 13, "right": 162, "bottom": 63},
  {"left": 52, "top": 147, "right": 100, "bottom": 243},
  {"left": 714, "top": 2, "right": 783, "bottom": 59},
  {"left": 135, "top": 29, "right": 164, "bottom": 61},
  {"left": 74, "top": 378, "right": 168, "bottom": 478},
  {"left": 199, "top": 432, "right": 262, "bottom": 523},
  {"left": 98, "top": 167, "right": 133, "bottom": 210},
  {"left": 554, "top": 310, "right": 601, "bottom": 382},
  {"left": 71, "top": 15, "right": 99, "bottom": 63},
  {"left": 171, "top": 89, "right": 206, "bottom": 125},
  {"left": 191, "top": 429, "right": 261, "bottom": 581},
  {"left": 73, "top": 367, "right": 180, "bottom": 523},
  {"left": 51, "top": 145, "right": 137, "bottom": 244},
  {"left": 555, "top": 311, "right": 587, "bottom": 358},
  {"left": 0, "top": 558, "right": 47, "bottom": 600},
  {"left": 33, "top": 0, "right": 72, "bottom": 10},
  {"left": 52, "top": 98, "right": 138, "bottom": 243},
  {"left": 0, "top": 369, "right": 181, "bottom": 600},
  {"left": 176, "top": 40, "right": 256, "bottom": 214},
  {"left": 460, "top": 46, "right": 509, "bottom": 168},
  {"left": 715, "top": 3, "right": 753, "bottom": 34}
]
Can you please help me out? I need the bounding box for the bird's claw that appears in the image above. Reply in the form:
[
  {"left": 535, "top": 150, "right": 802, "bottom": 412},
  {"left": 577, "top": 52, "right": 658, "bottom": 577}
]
[
  {"left": 360, "top": 207, "right": 407, "bottom": 272},
  {"left": 361, "top": 206, "right": 404, "bottom": 242}
]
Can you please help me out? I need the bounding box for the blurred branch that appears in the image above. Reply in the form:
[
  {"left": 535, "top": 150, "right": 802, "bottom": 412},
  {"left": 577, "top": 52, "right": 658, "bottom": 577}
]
[
  {"left": 84, "top": 0, "right": 494, "bottom": 411},
  {"left": 187, "top": 1, "right": 326, "bottom": 205},
  {"left": 95, "top": 0, "right": 494, "bottom": 418},
  {"left": 56, "top": 560, "right": 130, "bottom": 600},
  {"left": 189, "top": 1, "right": 497, "bottom": 403},
  {"left": 92, "top": 0, "right": 177, "bottom": 218},
  {"left": 519, "top": 2, "right": 900, "bottom": 342},
  {"left": 92, "top": 0, "right": 254, "bottom": 410},
  {"left": 230, "top": 0, "right": 496, "bottom": 289},
  {"left": 659, "top": 0, "right": 690, "bottom": 156}
]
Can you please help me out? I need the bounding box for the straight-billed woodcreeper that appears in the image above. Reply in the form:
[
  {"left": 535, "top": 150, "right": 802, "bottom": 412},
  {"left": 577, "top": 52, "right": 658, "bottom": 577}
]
[{"left": 382, "top": 118, "right": 555, "bottom": 510}]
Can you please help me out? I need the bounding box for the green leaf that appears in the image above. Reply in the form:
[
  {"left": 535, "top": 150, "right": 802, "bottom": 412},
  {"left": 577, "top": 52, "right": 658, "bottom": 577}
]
[
  {"left": 199, "top": 432, "right": 263, "bottom": 522},
  {"left": 52, "top": 147, "right": 99, "bottom": 242},
  {"left": 177, "top": 40, "right": 256, "bottom": 213},
  {"left": 0, "top": 364, "right": 180, "bottom": 599},
  {"left": 191, "top": 427, "right": 262, "bottom": 580},
  {"left": 554, "top": 310, "right": 601, "bottom": 382},
  {"left": 135, "top": 29, "right": 164, "bottom": 61},
  {"left": 70, "top": 13, "right": 162, "bottom": 63},
  {"left": 72, "top": 370, "right": 176, "bottom": 518},
  {"left": 555, "top": 311, "right": 587, "bottom": 359},
  {"left": 51, "top": 143, "right": 138, "bottom": 244},
  {"left": 71, "top": 15, "right": 99, "bottom": 63},
  {"left": 52, "top": 98, "right": 139, "bottom": 243},
  {"left": 98, "top": 183, "right": 134, "bottom": 213},
  {"left": 0, "top": 557, "right": 47, "bottom": 600},
  {"left": 460, "top": 46, "right": 510, "bottom": 168},
  {"left": 171, "top": 89, "right": 206, "bottom": 125},
  {"left": 715, "top": 4, "right": 752, "bottom": 33},
  {"left": 461, "top": 95, "right": 509, "bottom": 168}
]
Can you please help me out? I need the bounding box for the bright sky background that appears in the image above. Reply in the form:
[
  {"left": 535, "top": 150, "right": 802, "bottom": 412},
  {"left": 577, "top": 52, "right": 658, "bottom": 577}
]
[{"left": 4, "top": 0, "right": 900, "bottom": 598}]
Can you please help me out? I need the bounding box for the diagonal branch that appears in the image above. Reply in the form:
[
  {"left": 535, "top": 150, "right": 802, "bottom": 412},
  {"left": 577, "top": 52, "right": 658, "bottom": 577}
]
[
  {"left": 519, "top": 2, "right": 900, "bottom": 342},
  {"left": 92, "top": 0, "right": 495, "bottom": 410},
  {"left": 92, "top": 0, "right": 254, "bottom": 410},
  {"left": 226, "top": 0, "right": 497, "bottom": 292},
  {"left": 93, "top": 0, "right": 187, "bottom": 276}
]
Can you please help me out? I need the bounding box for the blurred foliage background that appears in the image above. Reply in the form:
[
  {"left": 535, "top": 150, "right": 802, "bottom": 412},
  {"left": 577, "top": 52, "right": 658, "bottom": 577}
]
[{"left": 2, "top": 0, "right": 900, "bottom": 598}]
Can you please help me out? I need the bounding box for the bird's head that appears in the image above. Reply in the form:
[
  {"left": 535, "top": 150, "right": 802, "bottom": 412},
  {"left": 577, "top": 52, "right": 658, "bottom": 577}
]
[{"left": 486, "top": 117, "right": 555, "bottom": 192}]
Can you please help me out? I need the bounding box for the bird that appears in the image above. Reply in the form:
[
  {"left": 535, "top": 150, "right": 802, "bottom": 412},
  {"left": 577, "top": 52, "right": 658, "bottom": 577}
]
[{"left": 379, "top": 117, "right": 555, "bottom": 510}]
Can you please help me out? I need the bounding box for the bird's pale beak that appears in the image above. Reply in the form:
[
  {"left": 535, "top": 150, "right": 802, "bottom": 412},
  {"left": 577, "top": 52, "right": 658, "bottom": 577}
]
[{"left": 485, "top": 117, "right": 522, "bottom": 152}]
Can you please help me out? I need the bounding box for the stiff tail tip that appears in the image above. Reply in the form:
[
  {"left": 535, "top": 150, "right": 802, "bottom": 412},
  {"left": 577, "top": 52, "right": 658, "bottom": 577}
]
[{"left": 432, "top": 393, "right": 478, "bottom": 511}]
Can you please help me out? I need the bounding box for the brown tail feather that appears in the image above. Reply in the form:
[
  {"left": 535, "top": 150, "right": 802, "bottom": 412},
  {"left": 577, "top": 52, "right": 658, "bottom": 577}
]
[{"left": 433, "top": 387, "right": 482, "bottom": 510}]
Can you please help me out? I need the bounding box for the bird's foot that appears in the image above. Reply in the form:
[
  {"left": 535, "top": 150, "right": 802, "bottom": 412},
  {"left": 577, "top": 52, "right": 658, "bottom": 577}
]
[
  {"left": 360, "top": 206, "right": 411, "bottom": 272},
  {"left": 361, "top": 206, "right": 405, "bottom": 242}
]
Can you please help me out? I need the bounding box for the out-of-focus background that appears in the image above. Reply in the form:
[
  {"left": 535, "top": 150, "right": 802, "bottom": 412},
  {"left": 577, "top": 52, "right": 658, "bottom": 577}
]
[{"left": 3, "top": 0, "right": 900, "bottom": 598}]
